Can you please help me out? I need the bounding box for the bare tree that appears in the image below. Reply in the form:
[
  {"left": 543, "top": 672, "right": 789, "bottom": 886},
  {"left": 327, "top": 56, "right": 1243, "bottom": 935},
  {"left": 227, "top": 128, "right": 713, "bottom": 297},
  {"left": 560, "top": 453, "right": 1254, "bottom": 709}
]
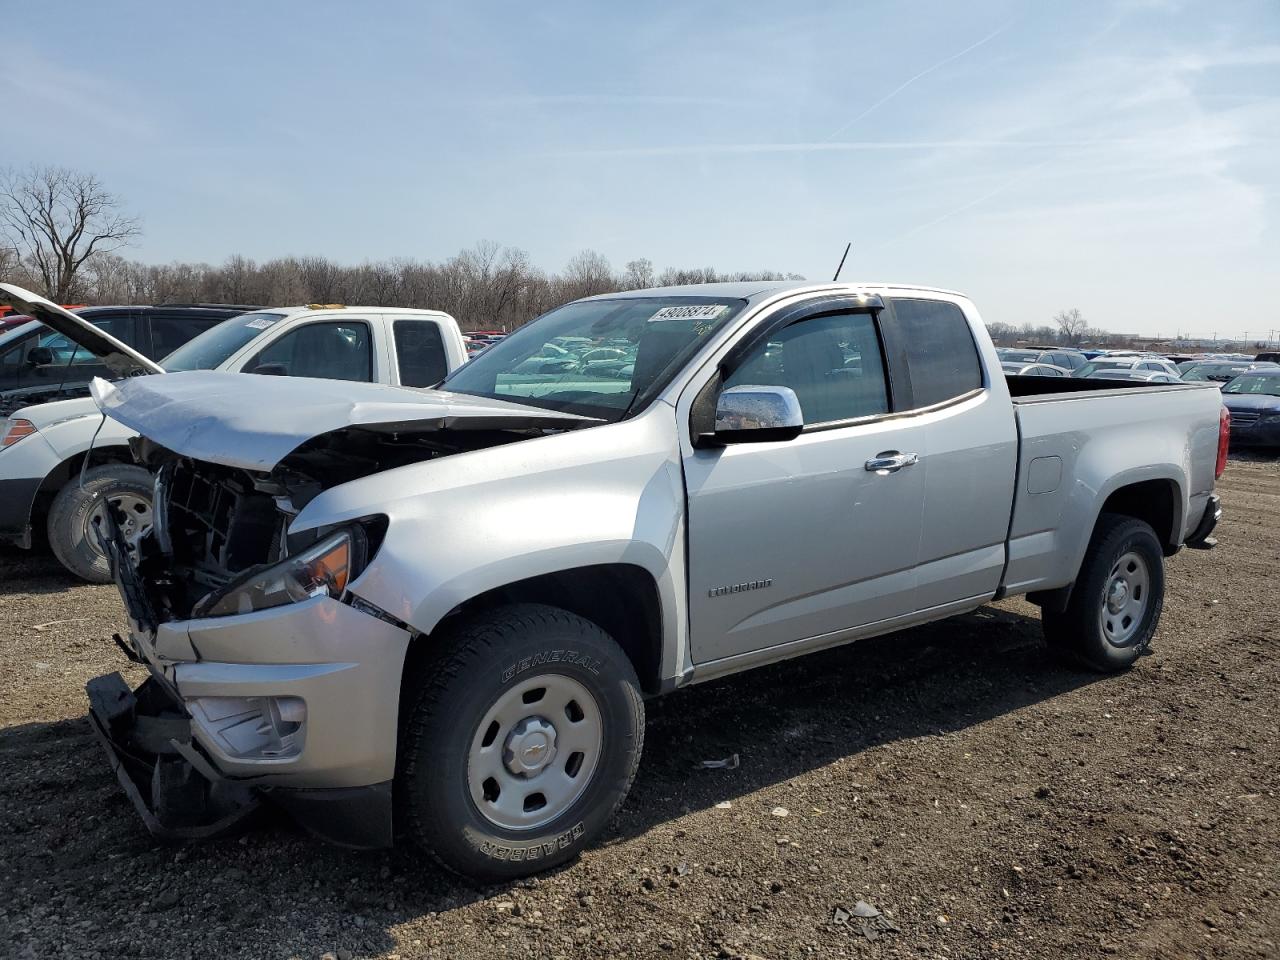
[
  {"left": 0, "top": 244, "right": 27, "bottom": 286},
  {"left": 0, "top": 165, "right": 140, "bottom": 300},
  {"left": 623, "top": 258, "right": 654, "bottom": 290},
  {"left": 562, "top": 249, "right": 615, "bottom": 300},
  {"left": 985, "top": 321, "right": 1018, "bottom": 345},
  {"left": 1054, "top": 307, "right": 1088, "bottom": 346}
]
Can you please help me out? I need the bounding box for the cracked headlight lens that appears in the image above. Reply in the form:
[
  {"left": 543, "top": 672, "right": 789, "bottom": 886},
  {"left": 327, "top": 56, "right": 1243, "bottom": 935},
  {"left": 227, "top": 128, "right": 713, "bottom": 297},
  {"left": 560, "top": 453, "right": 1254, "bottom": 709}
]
[{"left": 196, "top": 529, "right": 358, "bottom": 618}]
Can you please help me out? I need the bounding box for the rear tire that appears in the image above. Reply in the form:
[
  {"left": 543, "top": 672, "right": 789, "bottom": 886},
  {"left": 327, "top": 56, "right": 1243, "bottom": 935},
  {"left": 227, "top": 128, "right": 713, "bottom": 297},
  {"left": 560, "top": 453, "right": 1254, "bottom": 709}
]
[
  {"left": 1042, "top": 513, "right": 1165, "bottom": 672},
  {"left": 47, "top": 464, "right": 154, "bottom": 584},
  {"left": 397, "top": 603, "right": 644, "bottom": 882}
]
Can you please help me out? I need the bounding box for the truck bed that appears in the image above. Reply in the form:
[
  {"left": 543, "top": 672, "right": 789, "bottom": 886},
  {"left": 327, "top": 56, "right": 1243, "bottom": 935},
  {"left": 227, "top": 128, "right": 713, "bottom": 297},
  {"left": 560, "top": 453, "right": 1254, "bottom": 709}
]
[
  {"left": 1000, "top": 376, "right": 1223, "bottom": 599},
  {"left": 1005, "top": 373, "right": 1201, "bottom": 400}
]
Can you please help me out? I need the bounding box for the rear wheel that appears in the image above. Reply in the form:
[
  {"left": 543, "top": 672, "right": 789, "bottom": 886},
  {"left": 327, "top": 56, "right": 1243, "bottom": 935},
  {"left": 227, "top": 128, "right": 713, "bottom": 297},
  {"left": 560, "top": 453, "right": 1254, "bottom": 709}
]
[
  {"left": 397, "top": 603, "right": 644, "bottom": 881},
  {"left": 47, "top": 464, "right": 154, "bottom": 583},
  {"left": 1042, "top": 514, "right": 1165, "bottom": 672}
]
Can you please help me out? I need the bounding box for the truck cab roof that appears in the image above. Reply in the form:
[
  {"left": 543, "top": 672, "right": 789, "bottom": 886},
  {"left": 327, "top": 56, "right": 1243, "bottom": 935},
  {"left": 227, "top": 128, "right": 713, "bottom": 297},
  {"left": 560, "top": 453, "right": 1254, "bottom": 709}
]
[{"left": 581, "top": 280, "right": 966, "bottom": 305}]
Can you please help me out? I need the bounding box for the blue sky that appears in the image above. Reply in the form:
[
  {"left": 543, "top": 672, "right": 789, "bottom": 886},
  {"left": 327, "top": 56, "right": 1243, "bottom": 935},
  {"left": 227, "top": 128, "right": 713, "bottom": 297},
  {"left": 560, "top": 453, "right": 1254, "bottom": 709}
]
[{"left": 5, "top": 0, "right": 1279, "bottom": 337}]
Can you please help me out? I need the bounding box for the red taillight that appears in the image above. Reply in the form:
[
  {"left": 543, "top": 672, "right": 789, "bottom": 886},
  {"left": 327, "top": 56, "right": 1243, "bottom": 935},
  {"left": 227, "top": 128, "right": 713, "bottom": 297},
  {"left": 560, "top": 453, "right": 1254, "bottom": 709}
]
[
  {"left": 1215, "top": 405, "right": 1230, "bottom": 479},
  {"left": 2, "top": 419, "right": 36, "bottom": 447}
]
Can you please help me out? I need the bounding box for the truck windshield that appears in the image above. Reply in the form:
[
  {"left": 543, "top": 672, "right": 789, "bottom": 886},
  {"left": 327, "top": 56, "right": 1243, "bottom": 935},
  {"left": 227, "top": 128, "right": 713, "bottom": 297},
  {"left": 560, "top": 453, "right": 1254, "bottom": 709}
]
[
  {"left": 162, "top": 312, "right": 287, "bottom": 371},
  {"left": 442, "top": 296, "right": 747, "bottom": 420}
]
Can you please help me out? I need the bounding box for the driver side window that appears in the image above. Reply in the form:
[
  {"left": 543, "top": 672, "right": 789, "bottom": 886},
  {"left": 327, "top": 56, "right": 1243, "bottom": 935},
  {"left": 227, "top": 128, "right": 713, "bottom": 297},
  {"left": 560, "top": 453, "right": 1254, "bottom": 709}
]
[{"left": 723, "top": 312, "right": 889, "bottom": 425}]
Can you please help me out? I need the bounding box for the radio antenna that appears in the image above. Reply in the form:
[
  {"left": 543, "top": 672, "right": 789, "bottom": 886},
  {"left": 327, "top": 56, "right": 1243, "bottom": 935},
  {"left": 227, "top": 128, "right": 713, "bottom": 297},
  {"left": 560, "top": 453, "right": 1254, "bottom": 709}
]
[{"left": 832, "top": 242, "right": 851, "bottom": 282}]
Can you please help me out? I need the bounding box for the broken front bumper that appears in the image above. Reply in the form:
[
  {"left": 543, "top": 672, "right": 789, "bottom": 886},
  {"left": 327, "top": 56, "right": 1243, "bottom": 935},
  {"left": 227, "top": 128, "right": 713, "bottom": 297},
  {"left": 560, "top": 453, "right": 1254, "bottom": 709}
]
[
  {"left": 86, "top": 671, "right": 261, "bottom": 841},
  {"left": 93, "top": 507, "right": 413, "bottom": 848},
  {"left": 87, "top": 670, "right": 396, "bottom": 848}
]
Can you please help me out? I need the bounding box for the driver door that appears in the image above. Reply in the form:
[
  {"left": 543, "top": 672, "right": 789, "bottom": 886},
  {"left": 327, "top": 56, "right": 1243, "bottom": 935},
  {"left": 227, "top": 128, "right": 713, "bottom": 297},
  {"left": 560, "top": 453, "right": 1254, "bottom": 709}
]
[{"left": 682, "top": 302, "right": 928, "bottom": 665}]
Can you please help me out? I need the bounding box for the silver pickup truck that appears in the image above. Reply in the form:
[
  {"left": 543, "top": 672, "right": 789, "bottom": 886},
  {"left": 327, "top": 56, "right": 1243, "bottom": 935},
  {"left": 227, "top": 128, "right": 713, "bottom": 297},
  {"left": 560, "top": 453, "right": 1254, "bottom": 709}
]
[{"left": 8, "top": 281, "right": 1227, "bottom": 881}]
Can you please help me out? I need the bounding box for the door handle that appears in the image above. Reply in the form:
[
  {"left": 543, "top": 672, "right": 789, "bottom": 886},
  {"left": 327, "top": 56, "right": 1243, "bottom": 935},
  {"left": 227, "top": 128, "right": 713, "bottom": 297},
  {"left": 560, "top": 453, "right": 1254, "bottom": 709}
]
[{"left": 865, "top": 451, "right": 919, "bottom": 474}]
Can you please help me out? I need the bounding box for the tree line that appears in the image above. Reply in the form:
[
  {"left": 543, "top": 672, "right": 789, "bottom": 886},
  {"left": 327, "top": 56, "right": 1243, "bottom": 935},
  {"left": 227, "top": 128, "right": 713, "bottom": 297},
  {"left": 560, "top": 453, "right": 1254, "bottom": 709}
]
[
  {"left": 986, "top": 308, "right": 1128, "bottom": 348},
  {"left": 0, "top": 165, "right": 800, "bottom": 332},
  {"left": 70, "top": 247, "right": 803, "bottom": 332},
  {"left": 2, "top": 164, "right": 1121, "bottom": 344}
]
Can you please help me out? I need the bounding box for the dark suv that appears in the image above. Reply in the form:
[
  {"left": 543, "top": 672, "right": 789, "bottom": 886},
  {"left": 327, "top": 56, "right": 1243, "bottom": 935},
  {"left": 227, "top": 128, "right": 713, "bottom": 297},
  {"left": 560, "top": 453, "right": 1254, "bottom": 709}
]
[{"left": 0, "top": 304, "right": 261, "bottom": 417}]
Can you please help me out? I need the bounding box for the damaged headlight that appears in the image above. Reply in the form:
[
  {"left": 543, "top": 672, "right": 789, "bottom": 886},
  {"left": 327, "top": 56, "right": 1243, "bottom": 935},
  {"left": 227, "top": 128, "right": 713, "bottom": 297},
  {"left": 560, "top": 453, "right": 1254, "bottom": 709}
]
[{"left": 194, "top": 528, "right": 363, "bottom": 618}]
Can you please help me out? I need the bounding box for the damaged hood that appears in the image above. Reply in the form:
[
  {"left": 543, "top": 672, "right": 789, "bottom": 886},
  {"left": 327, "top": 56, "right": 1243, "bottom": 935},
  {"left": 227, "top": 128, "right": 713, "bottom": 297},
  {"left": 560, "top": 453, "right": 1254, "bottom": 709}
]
[
  {"left": 91, "top": 370, "right": 596, "bottom": 472},
  {"left": 0, "top": 282, "right": 164, "bottom": 378}
]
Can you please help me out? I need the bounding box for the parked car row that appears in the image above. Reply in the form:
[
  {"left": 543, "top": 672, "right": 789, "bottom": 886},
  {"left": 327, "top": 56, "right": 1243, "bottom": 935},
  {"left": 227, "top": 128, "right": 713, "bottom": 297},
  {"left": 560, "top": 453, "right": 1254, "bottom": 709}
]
[
  {"left": 997, "top": 346, "right": 1280, "bottom": 395},
  {"left": 464, "top": 330, "right": 506, "bottom": 359}
]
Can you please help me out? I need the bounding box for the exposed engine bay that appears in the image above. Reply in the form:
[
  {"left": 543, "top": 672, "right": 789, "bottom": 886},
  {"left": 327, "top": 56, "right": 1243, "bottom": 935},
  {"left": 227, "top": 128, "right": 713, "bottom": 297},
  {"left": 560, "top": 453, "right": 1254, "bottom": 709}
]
[{"left": 122, "top": 423, "right": 569, "bottom": 622}]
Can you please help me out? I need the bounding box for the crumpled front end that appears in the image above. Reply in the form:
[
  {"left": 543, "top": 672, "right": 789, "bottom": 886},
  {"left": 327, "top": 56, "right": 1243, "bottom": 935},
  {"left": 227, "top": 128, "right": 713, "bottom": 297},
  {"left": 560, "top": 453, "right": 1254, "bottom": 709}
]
[
  {"left": 84, "top": 379, "right": 589, "bottom": 848},
  {"left": 89, "top": 454, "right": 415, "bottom": 849}
]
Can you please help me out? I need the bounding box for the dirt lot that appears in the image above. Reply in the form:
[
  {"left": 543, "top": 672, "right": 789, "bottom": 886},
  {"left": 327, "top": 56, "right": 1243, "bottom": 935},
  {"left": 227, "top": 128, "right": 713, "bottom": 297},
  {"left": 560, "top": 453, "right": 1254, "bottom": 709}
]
[{"left": 1, "top": 457, "right": 1277, "bottom": 960}]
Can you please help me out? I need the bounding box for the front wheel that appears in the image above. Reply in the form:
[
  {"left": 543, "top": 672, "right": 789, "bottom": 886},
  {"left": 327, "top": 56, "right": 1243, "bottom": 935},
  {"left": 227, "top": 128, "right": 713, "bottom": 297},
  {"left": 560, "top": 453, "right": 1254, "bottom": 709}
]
[
  {"left": 47, "top": 464, "right": 154, "bottom": 583},
  {"left": 397, "top": 604, "right": 644, "bottom": 881},
  {"left": 1042, "top": 513, "right": 1165, "bottom": 672}
]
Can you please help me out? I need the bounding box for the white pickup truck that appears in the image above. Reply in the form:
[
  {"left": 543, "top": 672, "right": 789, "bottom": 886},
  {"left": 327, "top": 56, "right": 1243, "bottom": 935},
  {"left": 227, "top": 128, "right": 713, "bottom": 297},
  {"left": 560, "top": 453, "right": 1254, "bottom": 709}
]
[
  {"left": 5, "top": 281, "right": 1227, "bottom": 882},
  {"left": 0, "top": 291, "right": 467, "bottom": 581}
]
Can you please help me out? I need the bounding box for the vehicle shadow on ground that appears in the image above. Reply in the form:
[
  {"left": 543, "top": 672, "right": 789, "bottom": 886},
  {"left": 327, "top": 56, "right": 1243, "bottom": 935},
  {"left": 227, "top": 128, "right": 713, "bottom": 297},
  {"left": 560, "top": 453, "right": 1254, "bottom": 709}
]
[
  {"left": 1, "top": 603, "right": 1105, "bottom": 957},
  {"left": 0, "top": 544, "right": 84, "bottom": 597},
  {"left": 617, "top": 603, "right": 1095, "bottom": 838}
]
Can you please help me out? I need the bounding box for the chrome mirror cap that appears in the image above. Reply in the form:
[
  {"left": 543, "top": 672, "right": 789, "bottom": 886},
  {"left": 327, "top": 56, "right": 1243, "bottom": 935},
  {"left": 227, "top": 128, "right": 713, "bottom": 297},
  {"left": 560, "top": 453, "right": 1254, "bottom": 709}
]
[{"left": 711, "top": 384, "right": 804, "bottom": 444}]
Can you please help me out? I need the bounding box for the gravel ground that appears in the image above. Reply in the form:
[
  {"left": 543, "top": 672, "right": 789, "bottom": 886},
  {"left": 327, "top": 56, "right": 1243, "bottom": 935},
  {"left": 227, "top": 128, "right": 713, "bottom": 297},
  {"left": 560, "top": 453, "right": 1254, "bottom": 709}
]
[{"left": 1, "top": 455, "right": 1277, "bottom": 960}]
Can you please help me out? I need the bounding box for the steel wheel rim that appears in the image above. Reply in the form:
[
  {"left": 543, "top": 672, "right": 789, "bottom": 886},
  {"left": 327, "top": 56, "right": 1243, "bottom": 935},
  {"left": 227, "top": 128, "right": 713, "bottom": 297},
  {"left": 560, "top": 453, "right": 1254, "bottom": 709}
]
[
  {"left": 87, "top": 492, "right": 153, "bottom": 558},
  {"left": 467, "top": 672, "right": 603, "bottom": 831},
  {"left": 1099, "top": 550, "right": 1150, "bottom": 647}
]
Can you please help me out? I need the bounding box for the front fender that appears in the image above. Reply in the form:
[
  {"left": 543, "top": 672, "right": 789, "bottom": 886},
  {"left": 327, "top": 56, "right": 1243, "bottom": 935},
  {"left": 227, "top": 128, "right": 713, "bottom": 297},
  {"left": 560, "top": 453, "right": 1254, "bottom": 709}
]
[
  {"left": 32, "top": 408, "right": 138, "bottom": 462},
  {"left": 292, "top": 407, "right": 690, "bottom": 684}
]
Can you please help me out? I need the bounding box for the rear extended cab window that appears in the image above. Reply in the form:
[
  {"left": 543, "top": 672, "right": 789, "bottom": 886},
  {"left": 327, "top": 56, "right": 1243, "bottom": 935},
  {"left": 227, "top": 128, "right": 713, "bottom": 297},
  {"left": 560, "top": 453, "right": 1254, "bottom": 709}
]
[
  {"left": 393, "top": 319, "right": 448, "bottom": 387},
  {"left": 883, "top": 298, "right": 983, "bottom": 408}
]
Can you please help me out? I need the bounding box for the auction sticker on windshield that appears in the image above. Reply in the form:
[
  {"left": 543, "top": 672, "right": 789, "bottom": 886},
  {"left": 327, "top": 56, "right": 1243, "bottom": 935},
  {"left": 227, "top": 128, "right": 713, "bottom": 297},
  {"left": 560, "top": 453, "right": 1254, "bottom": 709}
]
[
  {"left": 244, "top": 317, "right": 279, "bottom": 330},
  {"left": 649, "top": 304, "right": 728, "bottom": 322}
]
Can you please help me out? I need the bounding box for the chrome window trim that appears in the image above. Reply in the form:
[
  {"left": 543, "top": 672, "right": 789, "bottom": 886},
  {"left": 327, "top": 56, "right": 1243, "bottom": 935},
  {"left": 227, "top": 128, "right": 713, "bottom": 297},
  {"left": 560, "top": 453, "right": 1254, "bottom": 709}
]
[{"left": 799, "top": 386, "right": 986, "bottom": 434}]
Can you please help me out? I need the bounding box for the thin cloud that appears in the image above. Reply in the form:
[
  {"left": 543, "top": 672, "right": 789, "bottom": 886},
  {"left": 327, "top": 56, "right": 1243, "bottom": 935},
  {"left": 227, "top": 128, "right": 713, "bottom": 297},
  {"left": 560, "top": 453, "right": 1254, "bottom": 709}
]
[
  {"left": 873, "top": 155, "right": 1058, "bottom": 252},
  {"left": 3, "top": 47, "right": 155, "bottom": 141},
  {"left": 825, "top": 20, "right": 1017, "bottom": 140},
  {"left": 549, "top": 136, "right": 1263, "bottom": 159},
  {"left": 479, "top": 94, "right": 741, "bottom": 107}
]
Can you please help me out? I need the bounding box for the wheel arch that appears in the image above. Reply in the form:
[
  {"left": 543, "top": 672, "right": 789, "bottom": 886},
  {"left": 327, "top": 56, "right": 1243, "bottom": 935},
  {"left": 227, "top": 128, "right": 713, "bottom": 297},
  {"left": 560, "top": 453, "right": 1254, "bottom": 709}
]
[
  {"left": 33, "top": 443, "right": 136, "bottom": 527},
  {"left": 1097, "top": 477, "right": 1183, "bottom": 555},
  {"left": 402, "top": 563, "right": 667, "bottom": 697},
  {"left": 1029, "top": 475, "right": 1182, "bottom": 613}
]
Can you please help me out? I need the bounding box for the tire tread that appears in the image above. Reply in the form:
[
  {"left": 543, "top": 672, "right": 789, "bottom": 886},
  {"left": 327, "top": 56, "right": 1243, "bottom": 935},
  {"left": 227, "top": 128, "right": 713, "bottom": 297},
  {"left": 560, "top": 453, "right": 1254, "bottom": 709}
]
[
  {"left": 397, "top": 603, "right": 643, "bottom": 880},
  {"left": 1042, "top": 513, "right": 1164, "bottom": 673}
]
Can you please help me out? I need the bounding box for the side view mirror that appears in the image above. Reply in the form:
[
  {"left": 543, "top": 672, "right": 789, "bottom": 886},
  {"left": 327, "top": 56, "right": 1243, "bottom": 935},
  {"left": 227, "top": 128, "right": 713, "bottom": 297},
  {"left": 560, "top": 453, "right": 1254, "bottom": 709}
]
[
  {"left": 25, "top": 346, "right": 54, "bottom": 367},
  {"left": 709, "top": 384, "right": 804, "bottom": 444},
  {"left": 249, "top": 362, "right": 288, "bottom": 376}
]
